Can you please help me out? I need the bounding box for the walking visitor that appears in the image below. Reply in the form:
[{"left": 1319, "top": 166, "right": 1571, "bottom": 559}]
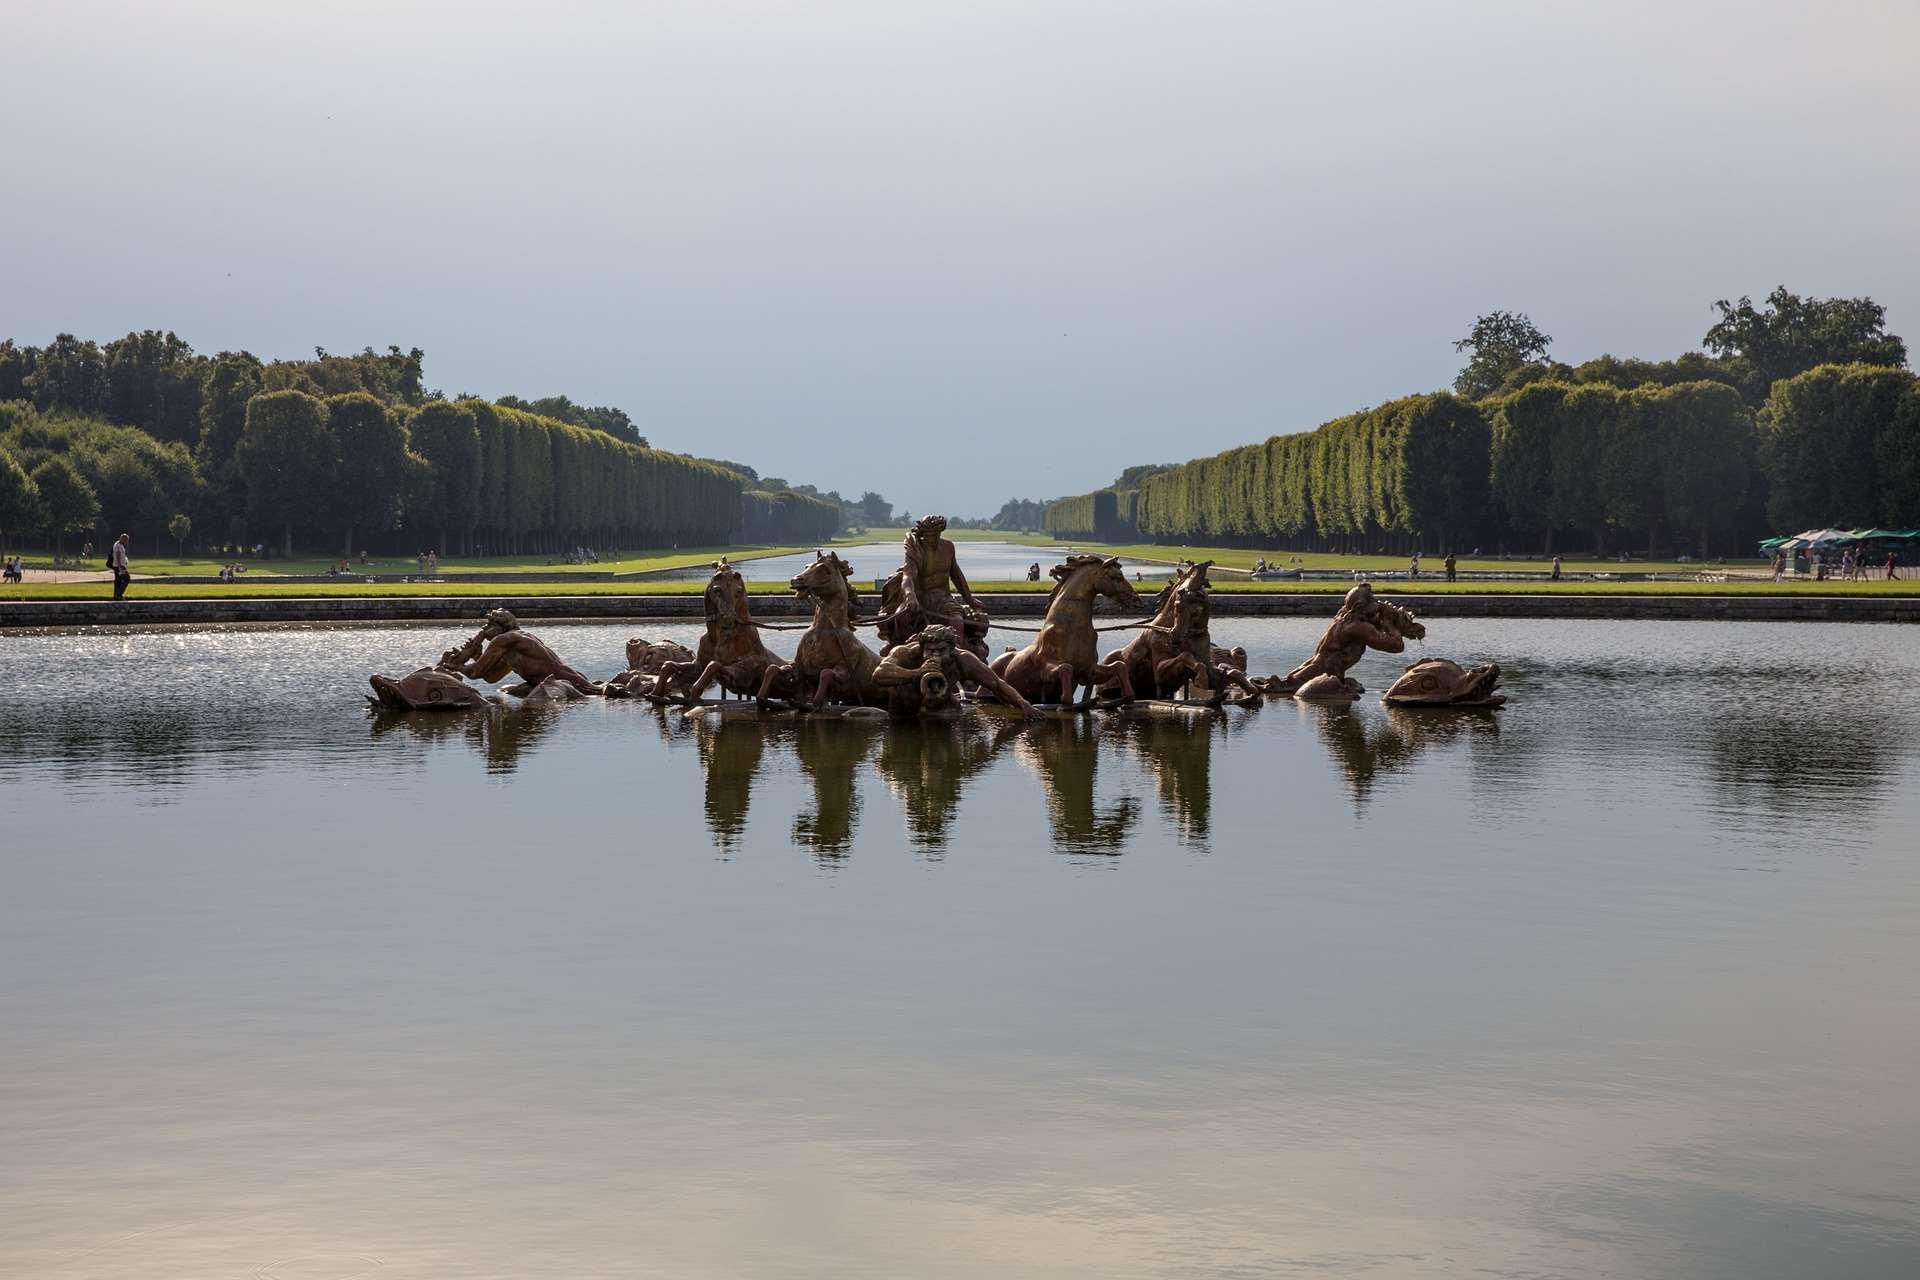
[{"left": 108, "top": 533, "right": 131, "bottom": 601}]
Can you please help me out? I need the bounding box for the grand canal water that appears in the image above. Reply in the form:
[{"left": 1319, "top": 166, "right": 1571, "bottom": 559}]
[
  {"left": 3, "top": 619, "right": 1917, "bottom": 1279},
  {"left": 660, "top": 539, "right": 1177, "bottom": 583}
]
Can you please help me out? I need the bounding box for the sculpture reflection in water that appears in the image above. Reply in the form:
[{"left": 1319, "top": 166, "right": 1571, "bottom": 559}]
[
  {"left": 1303, "top": 701, "right": 1501, "bottom": 805},
  {"left": 366, "top": 699, "right": 564, "bottom": 775},
  {"left": 669, "top": 709, "right": 1235, "bottom": 857},
  {"left": 678, "top": 716, "right": 882, "bottom": 860},
  {"left": 1014, "top": 718, "right": 1140, "bottom": 853},
  {"left": 875, "top": 715, "right": 1028, "bottom": 853}
]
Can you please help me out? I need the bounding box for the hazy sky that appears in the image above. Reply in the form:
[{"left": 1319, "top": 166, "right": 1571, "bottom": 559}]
[{"left": 4, "top": 0, "right": 1916, "bottom": 515}]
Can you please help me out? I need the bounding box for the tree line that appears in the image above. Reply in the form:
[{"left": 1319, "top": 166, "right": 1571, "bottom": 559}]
[
  {"left": 0, "top": 332, "right": 857, "bottom": 558},
  {"left": 1045, "top": 288, "right": 1916, "bottom": 556}
]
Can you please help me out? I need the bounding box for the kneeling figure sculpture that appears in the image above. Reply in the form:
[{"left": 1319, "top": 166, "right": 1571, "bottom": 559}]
[
  {"left": 368, "top": 608, "right": 600, "bottom": 709},
  {"left": 1262, "top": 583, "right": 1424, "bottom": 703},
  {"left": 878, "top": 624, "right": 1040, "bottom": 718}
]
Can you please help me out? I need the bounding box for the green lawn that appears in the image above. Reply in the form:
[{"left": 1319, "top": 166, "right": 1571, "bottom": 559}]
[
  {"left": 12, "top": 544, "right": 806, "bottom": 579},
  {"left": 833, "top": 528, "right": 1784, "bottom": 577},
  {"left": 20, "top": 530, "right": 1770, "bottom": 582},
  {"left": 12, "top": 576, "right": 1920, "bottom": 602}
]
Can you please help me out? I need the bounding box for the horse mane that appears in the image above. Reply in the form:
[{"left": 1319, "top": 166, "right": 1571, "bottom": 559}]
[
  {"left": 1044, "top": 554, "right": 1114, "bottom": 608},
  {"left": 705, "top": 561, "right": 749, "bottom": 625},
  {"left": 808, "top": 551, "right": 861, "bottom": 609}
]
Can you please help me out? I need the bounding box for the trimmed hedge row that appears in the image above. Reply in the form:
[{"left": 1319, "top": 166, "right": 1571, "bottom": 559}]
[
  {"left": 228, "top": 391, "right": 744, "bottom": 556},
  {"left": 1114, "top": 392, "right": 1491, "bottom": 549},
  {"left": 1758, "top": 363, "right": 1920, "bottom": 533},
  {"left": 1042, "top": 488, "right": 1143, "bottom": 540},
  {"left": 1489, "top": 380, "right": 1756, "bottom": 556},
  {"left": 741, "top": 487, "right": 840, "bottom": 543}
]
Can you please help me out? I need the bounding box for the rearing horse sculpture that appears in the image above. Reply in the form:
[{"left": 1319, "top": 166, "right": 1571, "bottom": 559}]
[
  {"left": 758, "top": 551, "right": 882, "bottom": 708},
  {"left": 1104, "top": 561, "right": 1257, "bottom": 701},
  {"left": 990, "top": 555, "right": 1142, "bottom": 704},
  {"left": 656, "top": 558, "right": 781, "bottom": 702}
]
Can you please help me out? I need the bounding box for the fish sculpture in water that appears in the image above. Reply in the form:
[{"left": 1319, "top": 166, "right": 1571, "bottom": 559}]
[{"left": 1381, "top": 658, "right": 1505, "bottom": 708}]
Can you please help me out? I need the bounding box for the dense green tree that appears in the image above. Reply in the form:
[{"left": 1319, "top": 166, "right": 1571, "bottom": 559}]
[
  {"left": 238, "top": 389, "right": 338, "bottom": 558},
  {"left": 327, "top": 392, "right": 412, "bottom": 554},
  {"left": 698, "top": 457, "right": 759, "bottom": 482},
  {"left": 1110, "top": 463, "right": 1169, "bottom": 489},
  {"left": 1705, "top": 287, "right": 1907, "bottom": 388},
  {"left": 1760, "top": 363, "right": 1913, "bottom": 531},
  {"left": 31, "top": 454, "right": 100, "bottom": 555},
  {"left": 1650, "top": 382, "right": 1755, "bottom": 558},
  {"left": 1550, "top": 384, "right": 1618, "bottom": 549},
  {"left": 1489, "top": 382, "right": 1562, "bottom": 550},
  {"left": 263, "top": 346, "right": 426, "bottom": 404},
  {"left": 1875, "top": 383, "right": 1920, "bottom": 526},
  {"left": 498, "top": 394, "right": 646, "bottom": 445},
  {"left": 196, "top": 352, "right": 264, "bottom": 541},
  {"left": 1598, "top": 386, "right": 1661, "bottom": 549},
  {"left": 1384, "top": 394, "right": 1491, "bottom": 551},
  {"left": 1454, "top": 311, "right": 1553, "bottom": 399},
  {"left": 90, "top": 449, "right": 163, "bottom": 543},
  {"left": 0, "top": 341, "right": 32, "bottom": 403},
  {"left": 989, "top": 497, "right": 1047, "bottom": 532},
  {"left": 30, "top": 334, "right": 106, "bottom": 415},
  {"left": 100, "top": 330, "right": 204, "bottom": 443},
  {"left": 408, "top": 400, "right": 483, "bottom": 554},
  {"left": 0, "top": 449, "right": 41, "bottom": 551},
  {"left": 741, "top": 488, "right": 839, "bottom": 543}
]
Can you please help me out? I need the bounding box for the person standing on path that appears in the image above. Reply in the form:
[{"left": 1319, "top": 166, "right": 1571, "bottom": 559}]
[
  {"left": 1550, "top": 554, "right": 1562, "bottom": 582},
  {"left": 1888, "top": 550, "right": 1900, "bottom": 581},
  {"left": 108, "top": 532, "right": 131, "bottom": 601},
  {"left": 1444, "top": 552, "right": 1457, "bottom": 583}
]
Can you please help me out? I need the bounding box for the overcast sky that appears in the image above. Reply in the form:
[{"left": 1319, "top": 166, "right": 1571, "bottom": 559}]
[{"left": 3, "top": 0, "right": 1916, "bottom": 515}]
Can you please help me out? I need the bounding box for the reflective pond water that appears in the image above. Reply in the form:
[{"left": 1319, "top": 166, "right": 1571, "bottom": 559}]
[
  {"left": 3, "top": 619, "right": 1917, "bottom": 1279},
  {"left": 658, "top": 539, "right": 1177, "bottom": 583}
]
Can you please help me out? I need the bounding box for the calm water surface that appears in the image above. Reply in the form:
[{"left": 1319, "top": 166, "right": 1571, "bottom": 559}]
[{"left": 2, "top": 619, "right": 1917, "bottom": 1279}]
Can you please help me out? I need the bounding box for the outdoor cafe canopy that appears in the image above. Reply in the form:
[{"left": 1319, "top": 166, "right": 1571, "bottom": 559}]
[{"left": 1759, "top": 527, "right": 1920, "bottom": 552}]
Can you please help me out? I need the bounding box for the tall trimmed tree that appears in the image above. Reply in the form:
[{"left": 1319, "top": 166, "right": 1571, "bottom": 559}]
[
  {"left": 408, "top": 401, "right": 483, "bottom": 555},
  {"left": 327, "top": 391, "right": 411, "bottom": 555},
  {"left": 237, "top": 389, "right": 337, "bottom": 558}
]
